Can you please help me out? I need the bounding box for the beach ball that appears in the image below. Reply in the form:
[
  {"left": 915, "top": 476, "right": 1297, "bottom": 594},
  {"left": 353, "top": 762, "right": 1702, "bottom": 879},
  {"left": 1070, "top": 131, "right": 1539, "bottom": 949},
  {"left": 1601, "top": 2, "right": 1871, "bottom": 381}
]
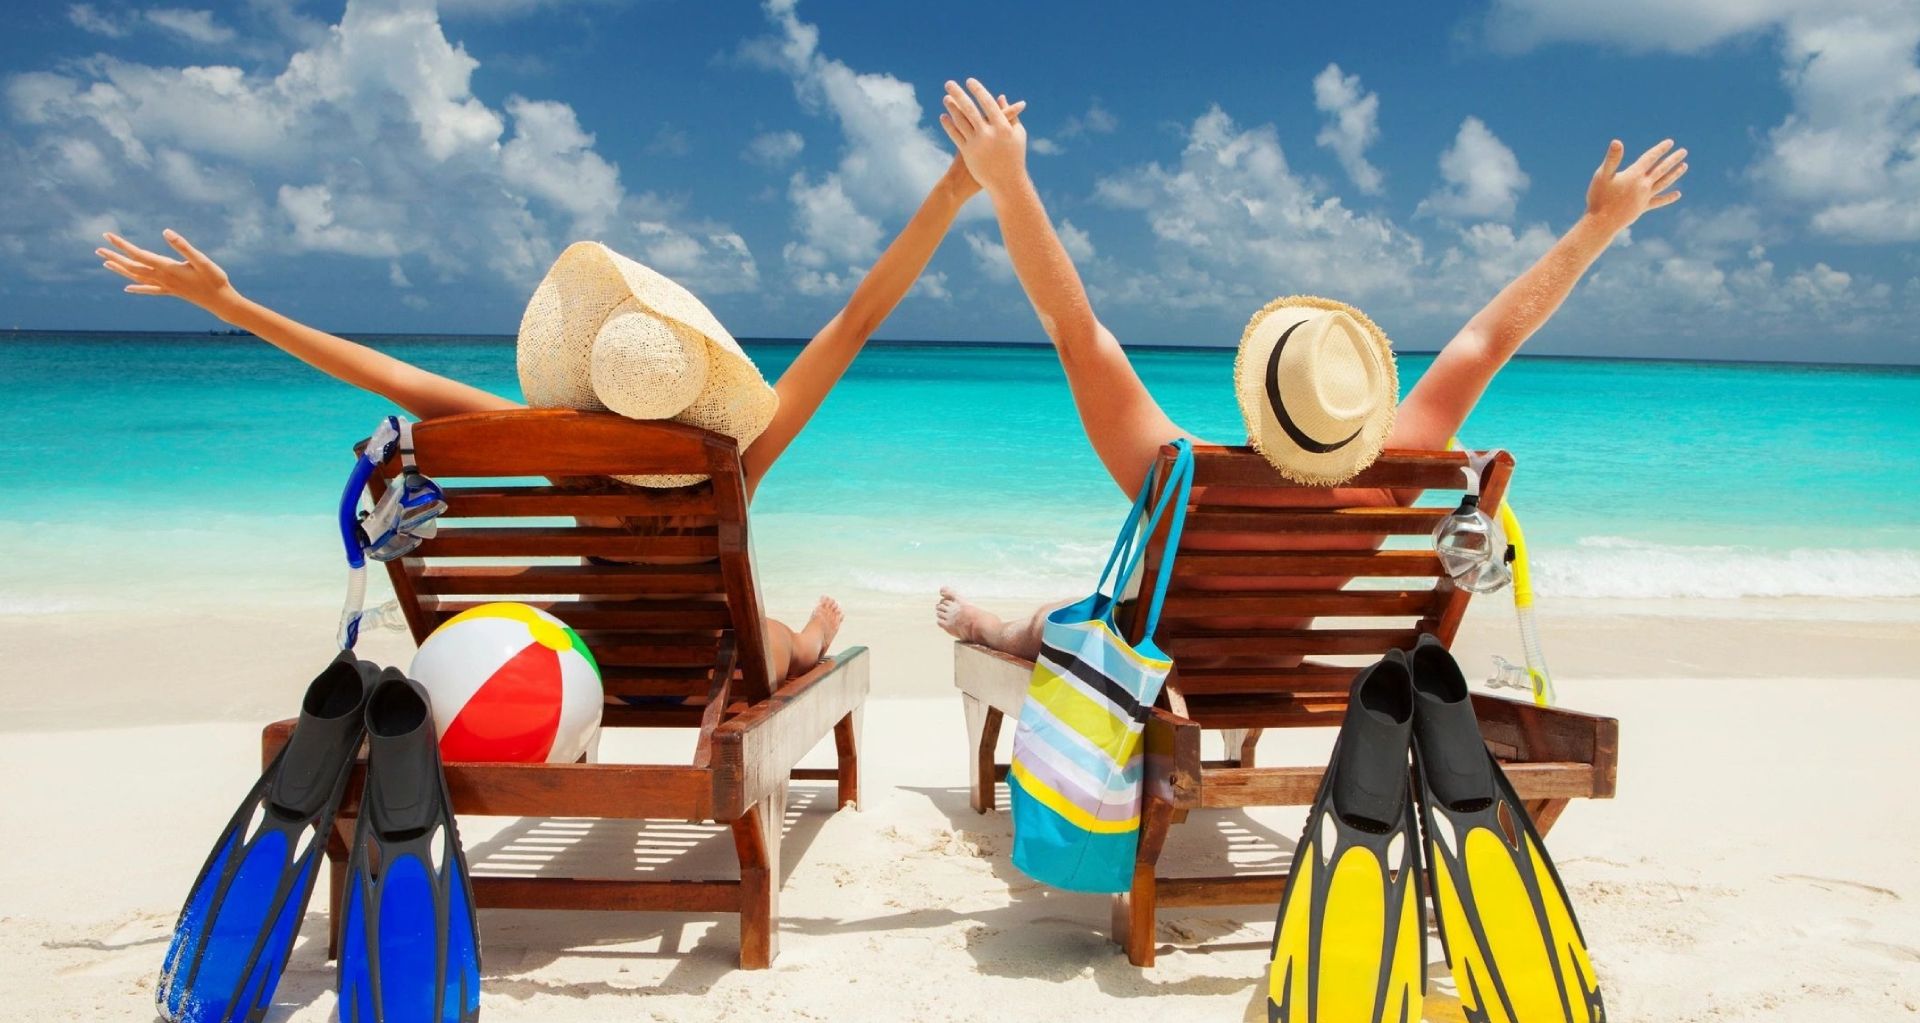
[{"left": 409, "top": 602, "right": 603, "bottom": 763}]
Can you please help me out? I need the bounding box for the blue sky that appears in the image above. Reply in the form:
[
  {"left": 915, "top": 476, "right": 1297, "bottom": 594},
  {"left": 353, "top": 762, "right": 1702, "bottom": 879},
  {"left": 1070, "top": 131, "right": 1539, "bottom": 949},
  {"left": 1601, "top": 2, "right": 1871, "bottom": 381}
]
[{"left": 2, "top": 0, "right": 1916, "bottom": 363}]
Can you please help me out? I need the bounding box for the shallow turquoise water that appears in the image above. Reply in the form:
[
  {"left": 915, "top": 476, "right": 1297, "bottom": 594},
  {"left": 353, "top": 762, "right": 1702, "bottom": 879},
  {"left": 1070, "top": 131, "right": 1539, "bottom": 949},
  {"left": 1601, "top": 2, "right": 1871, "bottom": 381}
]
[{"left": 3, "top": 331, "right": 1917, "bottom": 610}]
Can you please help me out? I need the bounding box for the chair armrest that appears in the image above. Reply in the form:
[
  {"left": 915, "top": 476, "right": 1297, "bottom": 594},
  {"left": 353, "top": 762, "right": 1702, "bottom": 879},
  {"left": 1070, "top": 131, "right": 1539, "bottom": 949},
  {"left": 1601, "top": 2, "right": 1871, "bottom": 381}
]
[
  {"left": 1471, "top": 694, "right": 1620, "bottom": 798},
  {"left": 952, "top": 641, "right": 1032, "bottom": 717},
  {"left": 709, "top": 646, "right": 871, "bottom": 818}
]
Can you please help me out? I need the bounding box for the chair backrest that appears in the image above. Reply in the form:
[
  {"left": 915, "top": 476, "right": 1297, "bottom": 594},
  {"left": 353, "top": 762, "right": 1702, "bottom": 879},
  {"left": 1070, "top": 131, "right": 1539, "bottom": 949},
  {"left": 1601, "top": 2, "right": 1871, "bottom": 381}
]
[
  {"left": 1122, "top": 444, "right": 1511, "bottom": 727},
  {"left": 364, "top": 409, "right": 775, "bottom": 709}
]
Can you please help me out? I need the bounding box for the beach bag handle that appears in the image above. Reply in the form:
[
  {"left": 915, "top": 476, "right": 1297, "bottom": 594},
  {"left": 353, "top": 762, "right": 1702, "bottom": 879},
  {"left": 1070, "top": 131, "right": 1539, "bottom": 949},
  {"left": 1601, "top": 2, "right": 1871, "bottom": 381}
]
[{"left": 1090, "top": 438, "right": 1194, "bottom": 641}]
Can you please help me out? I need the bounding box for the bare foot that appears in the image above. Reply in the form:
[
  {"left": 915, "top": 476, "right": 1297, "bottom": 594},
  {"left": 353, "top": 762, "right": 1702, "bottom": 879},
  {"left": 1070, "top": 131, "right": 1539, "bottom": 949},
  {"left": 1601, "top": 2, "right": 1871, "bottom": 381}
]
[
  {"left": 935, "top": 586, "right": 1003, "bottom": 644},
  {"left": 789, "top": 595, "right": 844, "bottom": 672}
]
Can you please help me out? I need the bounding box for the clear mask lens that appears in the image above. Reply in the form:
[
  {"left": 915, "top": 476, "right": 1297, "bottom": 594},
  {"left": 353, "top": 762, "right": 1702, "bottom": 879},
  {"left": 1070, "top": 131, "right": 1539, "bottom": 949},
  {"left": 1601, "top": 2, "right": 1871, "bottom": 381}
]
[
  {"left": 1433, "top": 498, "right": 1512, "bottom": 593},
  {"left": 360, "top": 470, "right": 444, "bottom": 563}
]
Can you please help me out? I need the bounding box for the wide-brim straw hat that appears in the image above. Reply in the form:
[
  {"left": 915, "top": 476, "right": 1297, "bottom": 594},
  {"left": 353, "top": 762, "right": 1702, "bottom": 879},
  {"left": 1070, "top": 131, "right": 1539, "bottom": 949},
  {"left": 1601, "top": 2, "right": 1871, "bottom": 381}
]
[
  {"left": 517, "top": 241, "right": 779, "bottom": 487},
  {"left": 1233, "top": 295, "right": 1397, "bottom": 485}
]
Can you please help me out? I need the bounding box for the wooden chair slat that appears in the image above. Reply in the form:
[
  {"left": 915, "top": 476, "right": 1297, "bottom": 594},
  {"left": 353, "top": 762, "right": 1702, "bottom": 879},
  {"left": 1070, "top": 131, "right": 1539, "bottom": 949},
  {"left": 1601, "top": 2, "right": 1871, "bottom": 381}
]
[
  {"left": 574, "top": 639, "right": 723, "bottom": 667},
  {"left": 422, "top": 597, "right": 732, "bottom": 631},
  {"left": 1158, "top": 627, "right": 1420, "bottom": 657},
  {"left": 1189, "top": 448, "right": 1471, "bottom": 489},
  {"left": 601, "top": 667, "right": 714, "bottom": 699},
  {"left": 413, "top": 527, "right": 719, "bottom": 559},
  {"left": 436, "top": 485, "right": 718, "bottom": 519},
  {"left": 1182, "top": 507, "right": 1449, "bottom": 537},
  {"left": 1169, "top": 551, "right": 1446, "bottom": 578},
  {"left": 1180, "top": 693, "right": 1349, "bottom": 729},
  {"left": 1158, "top": 589, "right": 1441, "bottom": 618},
  {"left": 407, "top": 410, "right": 728, "bottom": 476},
  {"left": 1173, "top": 663, "right": 1362, "bottom": 695},
  {"left": 411, "top": 564, "right": 723, "bottom": 596}
]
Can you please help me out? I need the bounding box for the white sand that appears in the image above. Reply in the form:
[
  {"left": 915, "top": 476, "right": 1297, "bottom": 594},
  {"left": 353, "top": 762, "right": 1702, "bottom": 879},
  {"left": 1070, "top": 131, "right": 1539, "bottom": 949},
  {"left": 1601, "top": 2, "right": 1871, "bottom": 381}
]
[{"left": 3, "top": 597, "right": 1917, "bottom": 1021}]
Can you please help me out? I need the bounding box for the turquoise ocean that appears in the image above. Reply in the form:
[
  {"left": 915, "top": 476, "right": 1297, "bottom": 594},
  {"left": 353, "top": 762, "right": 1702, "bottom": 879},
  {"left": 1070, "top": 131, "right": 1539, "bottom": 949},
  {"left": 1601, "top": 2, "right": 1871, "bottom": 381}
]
[{"left": 4, "top": 331, "right": 1918, "bottom": 616}]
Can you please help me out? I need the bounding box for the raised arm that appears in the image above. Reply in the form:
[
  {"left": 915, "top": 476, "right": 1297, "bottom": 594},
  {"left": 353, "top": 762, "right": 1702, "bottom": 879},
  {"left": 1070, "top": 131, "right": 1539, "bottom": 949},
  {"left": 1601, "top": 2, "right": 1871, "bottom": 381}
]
[
  {"left": 1392, "top": 139, "right": 1688, "bottom": 449},
  {"left": 98, "top": 229, "right": 516, "bottom": 420},
  {"left": 741, "top": 99, "right": 1024, "bottom": 492},
  {"left": 941, "top": 78, "right": 1187, "bottom": 496}
]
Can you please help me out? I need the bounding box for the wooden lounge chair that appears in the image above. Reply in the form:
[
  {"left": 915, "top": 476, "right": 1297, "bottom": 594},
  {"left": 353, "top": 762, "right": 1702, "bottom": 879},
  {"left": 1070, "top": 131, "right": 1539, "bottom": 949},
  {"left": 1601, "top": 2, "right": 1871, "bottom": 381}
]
[
  {"left": 263, "top": 409, "right": 870, "bottom": 969},
  {"left": 955, "top": 444, "right": 1618, "bottom": 967}
]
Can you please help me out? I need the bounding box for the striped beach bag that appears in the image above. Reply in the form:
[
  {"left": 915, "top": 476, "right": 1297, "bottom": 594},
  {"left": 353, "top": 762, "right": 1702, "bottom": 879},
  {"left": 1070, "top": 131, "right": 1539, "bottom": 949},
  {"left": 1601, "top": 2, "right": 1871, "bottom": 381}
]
[{"left": 1009, "top": 439, "right": 1194, "bottom": 892}]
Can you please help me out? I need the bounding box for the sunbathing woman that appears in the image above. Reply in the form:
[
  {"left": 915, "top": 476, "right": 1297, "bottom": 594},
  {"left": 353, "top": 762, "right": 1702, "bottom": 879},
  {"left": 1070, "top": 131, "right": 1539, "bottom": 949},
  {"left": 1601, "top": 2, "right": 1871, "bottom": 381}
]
[
  {"left": 95, "top": 96, "right": 1025, "bottom": 682},
  {"left": 930, "top": 77, "right": 1687, "bottom": 658}
]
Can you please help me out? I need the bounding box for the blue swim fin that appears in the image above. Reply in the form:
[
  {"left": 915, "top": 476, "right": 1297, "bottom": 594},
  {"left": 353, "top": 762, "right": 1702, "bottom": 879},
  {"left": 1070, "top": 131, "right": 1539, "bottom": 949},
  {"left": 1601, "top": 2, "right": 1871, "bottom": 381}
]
[
  {"left": 337, "top": 670, "right": 481, "bottom": 1023},
  {"left": 158, "top": 653, "right": 375, "bottom": 1023}
]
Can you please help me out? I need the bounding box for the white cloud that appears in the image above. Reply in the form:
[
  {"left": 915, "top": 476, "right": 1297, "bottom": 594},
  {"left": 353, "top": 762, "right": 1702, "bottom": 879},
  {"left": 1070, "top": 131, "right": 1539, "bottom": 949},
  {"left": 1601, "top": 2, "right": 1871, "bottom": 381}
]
[
  {"left": 1486, "top": 0, "right": 1920, "bottom": 244},
  {"left": 1759, "top": 7, "right": 1920, "bottom": 242},
  {"left": 744, "top": 129, "right": 804, "bottom": 167},
  {"left": 498, "top": 95, "right": 623, "bottom": 231},
  {"left": 3, "top": 0, "right": 756, "bottom": 296},
  {"left": 68, "top": 4, "right": 128, "bottom": 37},
  {"left": 1093, "top": 104, "right": 1423, "bottom": 312},
  {"left": 1418, "top": 117, "right": 1529, "bottom": 222},
  {"left": 1083, "top": 89, "right": 1896, "bottom": 352},
  {"left": 912, "top": 270, "right": 949, "bottom": 300},
  {"left": 279, "top": 182, "right": 403, "bottom": 256},
  {"left": 1033, "top": 99, "right": 1119, "bottom": 155},
  {"left": 68, "top": 5, "right": 245, "bottom": 47},
  {"left": 785, "top": 172, "right": 882, "bottom": 266},
  {"left": 438, "top": 0, "right": 614, "bottom": 17},
  {"left": 1060, "top": 99, "right": 1117, "bottom": 137},
  {"left": 145, "top": 9, "right": 238, "bottom": 45},
  {"left": 646, "top": 123, "right": 691, "bottom": 157},
  {"left": 965, "top": 231, "right": 1012, "bottom": 282},
  {"left": 747, "top": 0, "right": 968, "bottom": 293},
  {"left": 1483, "top": 0, "right": 1801, "bottom": 53},
  {"left": 1059, "top": 219, "right": 1095, "bottom": 262},
  {"left": 1312, "top": 63, "right": 1384, "bottom": 195}
]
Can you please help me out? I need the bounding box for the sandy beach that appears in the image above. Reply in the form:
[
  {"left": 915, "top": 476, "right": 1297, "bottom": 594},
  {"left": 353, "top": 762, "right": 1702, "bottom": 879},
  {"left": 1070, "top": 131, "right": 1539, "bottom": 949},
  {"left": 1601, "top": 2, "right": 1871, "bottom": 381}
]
[{"left": 4, "top": 591, "right": 1917, "bottom": 1022}]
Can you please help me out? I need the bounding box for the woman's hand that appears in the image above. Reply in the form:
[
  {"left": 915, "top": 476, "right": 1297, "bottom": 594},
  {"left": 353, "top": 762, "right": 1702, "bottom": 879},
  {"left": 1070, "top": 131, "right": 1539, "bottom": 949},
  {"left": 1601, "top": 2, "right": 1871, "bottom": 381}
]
[
  {"left": 942, "top": 88, "right": 1027, "bottom": 201},
  {"left": 938, "top": 78, "right": 1028, "bottom": 199},
  {"left": 97, "top": 229, "right": 243, "bottom": 320},
  {"left": 1585, "top": 139, "right": 1687, "bottom": 233}
]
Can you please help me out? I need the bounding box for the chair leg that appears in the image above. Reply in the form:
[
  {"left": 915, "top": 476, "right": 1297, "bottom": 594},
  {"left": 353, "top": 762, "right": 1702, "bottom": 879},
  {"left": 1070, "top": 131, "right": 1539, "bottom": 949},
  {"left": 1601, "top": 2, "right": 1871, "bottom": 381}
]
[
  {"left": 1219, "top": 728, "right": 1263, "bottom": 767},
  {"left": 832, "top": 709, "right": 862, "bottom": 810},
  {"left": 1527, "top": 798, "right": 1570, "bottom": 836},
  {"left": 731, "top": 789, "right": 785, "bottom": 969},
  {"left": 325, "top": 820, "right": 351, "bottom": 960},
  {"left": 1111, "top": 797, "right": 1175, "bottom": 967},
  {"left": 962, "top": 694, "right": 1003, "bottom": 814}
]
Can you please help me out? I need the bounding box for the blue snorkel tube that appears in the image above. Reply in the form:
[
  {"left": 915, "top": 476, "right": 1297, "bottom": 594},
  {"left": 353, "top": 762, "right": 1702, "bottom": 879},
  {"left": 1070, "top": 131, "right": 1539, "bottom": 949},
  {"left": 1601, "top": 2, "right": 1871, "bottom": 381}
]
[
  {"left": 337, "top": 417, "right": 444, "bottom": 650},
  {"left": 336, "top": 449, "right": 380, "bottom": 651}
]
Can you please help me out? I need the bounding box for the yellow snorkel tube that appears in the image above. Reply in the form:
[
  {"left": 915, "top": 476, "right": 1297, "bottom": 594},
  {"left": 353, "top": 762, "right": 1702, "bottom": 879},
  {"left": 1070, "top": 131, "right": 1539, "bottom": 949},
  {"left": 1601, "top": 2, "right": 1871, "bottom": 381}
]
[{"left": 1448, "top": 439, "right": 1556, "bottom": 707}]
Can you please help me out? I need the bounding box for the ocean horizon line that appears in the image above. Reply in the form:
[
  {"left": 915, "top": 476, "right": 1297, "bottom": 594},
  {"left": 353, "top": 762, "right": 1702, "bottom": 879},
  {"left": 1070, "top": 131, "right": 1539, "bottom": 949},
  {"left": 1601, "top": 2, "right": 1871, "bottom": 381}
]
[{"left": 5, "top": 327, "right": 1917, "bottom": 372}]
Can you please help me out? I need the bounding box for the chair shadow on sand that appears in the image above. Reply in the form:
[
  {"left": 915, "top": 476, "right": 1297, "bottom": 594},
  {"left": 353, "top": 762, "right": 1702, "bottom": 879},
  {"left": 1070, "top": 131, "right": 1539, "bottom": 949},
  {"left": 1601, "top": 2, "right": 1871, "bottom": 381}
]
[
  {"left": 846, "top": 773, "right": 1291, "bottom": 1003},
  {"left": 265, "top": 782, "right": 836, "bottom": 1015},
  {"left": 892, "top": 780, "right": 1467, "bottom": 1022}
]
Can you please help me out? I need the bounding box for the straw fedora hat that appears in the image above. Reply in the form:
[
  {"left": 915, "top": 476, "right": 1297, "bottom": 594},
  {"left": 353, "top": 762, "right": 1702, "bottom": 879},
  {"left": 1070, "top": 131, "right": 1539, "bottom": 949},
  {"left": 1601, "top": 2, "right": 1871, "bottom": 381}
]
[
  {"left": 517, "top": 241, "right": 779, "bottom": 487},
  {"left": 1233, "top": 295, "right": 1398, "bottom": 485}
]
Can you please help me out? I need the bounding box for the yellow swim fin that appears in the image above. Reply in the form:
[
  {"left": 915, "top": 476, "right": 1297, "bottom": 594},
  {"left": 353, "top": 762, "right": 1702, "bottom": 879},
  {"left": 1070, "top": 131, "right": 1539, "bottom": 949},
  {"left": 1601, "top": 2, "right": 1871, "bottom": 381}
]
[
  {"left": 1409, "top": 635, "right": 1604, "bottom": 1023},
  {"left": 1268, "top": 652, "right": 1425, "bottom": 1023}
]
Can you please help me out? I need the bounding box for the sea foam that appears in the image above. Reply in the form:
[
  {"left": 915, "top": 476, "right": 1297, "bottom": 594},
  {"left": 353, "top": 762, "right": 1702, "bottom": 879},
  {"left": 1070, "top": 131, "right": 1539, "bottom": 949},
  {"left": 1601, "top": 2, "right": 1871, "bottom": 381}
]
[{"left": 1530, "top": 537, "right": 1920, "bottom": 599}]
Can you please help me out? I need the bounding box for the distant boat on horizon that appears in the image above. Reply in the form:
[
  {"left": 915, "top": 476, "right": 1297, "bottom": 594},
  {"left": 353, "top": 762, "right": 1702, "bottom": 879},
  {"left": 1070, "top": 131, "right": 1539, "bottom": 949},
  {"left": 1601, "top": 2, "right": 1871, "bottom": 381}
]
[{"left": 209, "top": 328, "right": 253, "bottom": 336}]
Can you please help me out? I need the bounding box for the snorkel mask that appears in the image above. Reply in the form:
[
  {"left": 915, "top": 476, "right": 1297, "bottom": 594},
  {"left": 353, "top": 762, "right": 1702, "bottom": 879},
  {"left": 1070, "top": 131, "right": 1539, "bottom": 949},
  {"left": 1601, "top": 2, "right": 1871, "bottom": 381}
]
[
  {"left": 336, "top": 416, "right": 445, "bottom": 648},
  {"left": 1432, "top": 449, "right": 1513, "bottom": 594}
]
